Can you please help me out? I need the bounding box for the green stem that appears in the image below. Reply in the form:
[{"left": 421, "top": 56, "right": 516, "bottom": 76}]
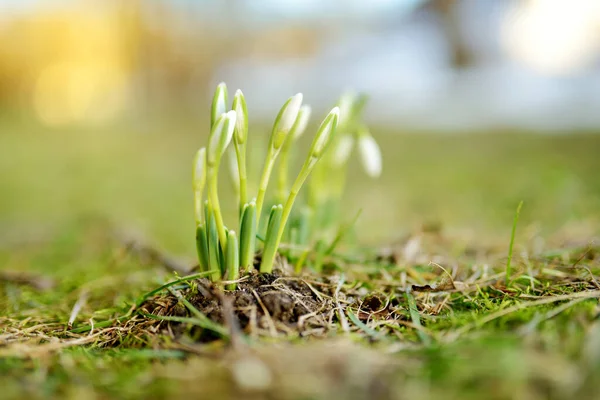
[
  {"left": 276, "top": 139, "right": 293, "bottom": 204},
  {"left": 255, "top": 148, "right": 276, "bottom": 226},
  {"left": 259, "top": 205, "right": 283, "bottom": 273},
  {"left": 260, "top": 159, "right": 316, "bottom": 272},
  {"left": 307, "top": 161, "right": 323, "bottom": 210},
  {"left": 205, "top": 202, "right": 222, "bottom": 281},
  {"left": 207, "top": 167, "right": 228, "bottom": 252},
  {"left": 277, "top": 160, "right": 315, "bottom": 243},
  {"left": 234, "top": 141, "right": 248, "bottom": 213}
]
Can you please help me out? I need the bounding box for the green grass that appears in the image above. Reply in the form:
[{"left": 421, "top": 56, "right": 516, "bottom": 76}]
[{"left": 1, "top": 119, "right": 600, "bottom": 399}]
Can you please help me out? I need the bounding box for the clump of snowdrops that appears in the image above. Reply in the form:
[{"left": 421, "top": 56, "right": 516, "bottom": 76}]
[{"left": 192, "top": 83, "right": 381, "bottom": 289}]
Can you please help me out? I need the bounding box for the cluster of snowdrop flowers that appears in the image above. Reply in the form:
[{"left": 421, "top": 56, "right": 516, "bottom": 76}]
[
  {"left": 331, "top": 92, "right": 382, "bottom": 178},
  {"left": 192, "top": 83, "right": 340, "bottom": 287},
  {"left": 304, "top": 92, "right": 382, "bottom": 255}
]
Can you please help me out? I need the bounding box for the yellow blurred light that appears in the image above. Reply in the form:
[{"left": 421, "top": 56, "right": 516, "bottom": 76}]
[
  {"left": 33, "top": 62, "right": 128, "bottom": 126},
  {"left": 501, "top": 0, "right": 600, "bottom": 75},
  {"left": 0, "top": 2, "right": 137, "bottom": 126}
]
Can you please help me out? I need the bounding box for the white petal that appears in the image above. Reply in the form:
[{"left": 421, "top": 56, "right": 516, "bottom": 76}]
[
  {"left": 337, "top": 91, "right": 356, "bottom": 126},
  {"left": 233, "top": 89, "right": 247, "bottom": 141},
  {"left": 221, "top": 110, "right": 237, "bottom": 155},
  {"left": 311, "top": 107, "right": 339, "bottom": 158},
  {"left": 358, "top": 134, "right": 382, "bottom": 178},
  {"left": 214, "top": 83, "right": 227, "bottom": 116},
  {"left": 332, "top": 135, "right": 354, "bottom": 166},
  {"left": 292, "top": 105, "right": 311, "bottom": 139},
  {"left": 278, "top": 93, "right": 303, "bottom": 133},
  {"left": 208, "top": 115, "right": 226, "bottom": 164}
]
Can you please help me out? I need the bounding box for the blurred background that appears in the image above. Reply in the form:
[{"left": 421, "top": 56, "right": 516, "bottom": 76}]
[{"left": 1, "top": 0, "right": 599, "bottom": 255}]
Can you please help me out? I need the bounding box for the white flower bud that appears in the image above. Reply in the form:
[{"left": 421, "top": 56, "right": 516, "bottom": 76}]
[
  {"left": 357, "top": 133, "right": 382, "bottom": 178},
  {"left": 208, "top": 115, "right": 226, "bottom": 165},
  {"left": 337, "top": 91, "right": 356, "bottom": 127},
  {"left": 222, "top": 110, "right": 237, "bottom": 156},
  {"left": 232, "top": 89, "right": 248, "bottom": 144},
  {"left": 310, "top": 107, "right": 339, "bottom": 159},
  {"left": 291, "top": 105, "right": 311, "bottom": 139},
  {"left": 211, "top": 82, "right": 228, "bottom": 128},
  {"left": 332, "top": 135, "right": 354, "bottom": 166},
  {"left": 207, "top": 110, "right": 236, "bottom": 165},
  {"left": 277, "top": 93, "right": 303, "bottom": 134}
]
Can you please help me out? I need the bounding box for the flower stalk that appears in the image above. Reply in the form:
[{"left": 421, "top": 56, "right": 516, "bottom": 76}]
[
  {"left": 232, "top": 90, "right": 249, "bottom": 212},
  {"left": 260, "top": 107, "right": 339, "bottom": 273},
  {"left": 276, "top": 105, "right": 311, "bottom": 204},
  {"left": 206, "top": 111, "right": 237, "bottom": 251},
  {"left": 255, "top": 93, "right": 303, "bottom": 225}
]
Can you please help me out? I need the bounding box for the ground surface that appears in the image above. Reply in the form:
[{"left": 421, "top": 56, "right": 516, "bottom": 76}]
[{"left": 1, "top": 120, "right": 600, "bottom": 399}]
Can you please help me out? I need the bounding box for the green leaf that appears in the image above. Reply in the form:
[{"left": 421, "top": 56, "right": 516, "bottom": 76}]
[
  {"left": 195, "top": 223, "right": 209, "bottom": 272},
  {"left": 239, "top": 201, "right": 257, "bottom": 271},
  {"left": 205, "top": 202, "right": 221, "bottom": 281},
  {"left": 226, "top": 230, "right": 239, "bottom": 290},
  {"left": 259, "top": 204, "right": 283, "bottom": 273}
]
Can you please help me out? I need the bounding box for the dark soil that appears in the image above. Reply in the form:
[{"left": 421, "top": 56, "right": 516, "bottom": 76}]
[{"left": 139, "top": 271, "right": 340, "bottom": 340}]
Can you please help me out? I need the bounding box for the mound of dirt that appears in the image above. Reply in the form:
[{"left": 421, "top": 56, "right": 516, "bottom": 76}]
[{"left": 140, "top": 272, "right": 340, "bottom": 340}]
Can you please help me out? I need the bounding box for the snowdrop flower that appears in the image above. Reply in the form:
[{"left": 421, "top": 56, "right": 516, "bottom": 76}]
[
  {"left": 291, "top": 105, "right": 311, "bottom": 139},
  {"left": 278, "top": 93, "right": 303, "bottom": 133},
  {"left": 337, "top": 91, "right": 357, "bottom": 127},
  {"left": 207, "top": 110, "right": 237, "bottom": 165},
  {"left": 271, "top": 93, "right": 303, "bottom": 150},
  {"left": 332, "top": 135, "right": 354, "bottom": 166},
  {"left": 309, "top": 107, "right": 339, "bottom": 160},
  {"left": 221, "top": 110, "right": 237, "bottom": 154},
  {"left": 255, "top": 93, "right": 303, "bottom": 222},
  {"left": 211, "top": 82, "right": 228, "bottom": 128},
  {"left": 259, "top": 106, "right": 340, "bottom": 273},
  {"left": 357, "top": 131, "right": 382, "bottom": 178},
  {"left": 232, "top": 89, "right": 248, "bottom": 144}
]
